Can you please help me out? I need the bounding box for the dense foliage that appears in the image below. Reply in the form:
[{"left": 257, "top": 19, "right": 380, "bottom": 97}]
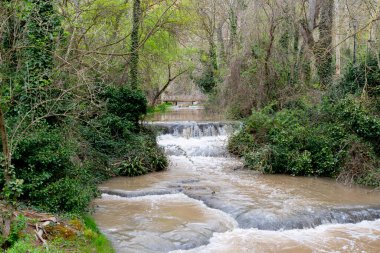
[
  {"left": 82, "top": 86, "right": 167, "bottom": 179},
  {"left": 340, "top": 54, "right": 380, "bottom": 98},
  {"left": 1, "top": 86, "right": 167, "bottom": 213},
  {"left": 229, "top": 54, "right": 380, "bottom": 187},
  {"left": 0, "top": 0, "right": 167, "bottom": 216}
]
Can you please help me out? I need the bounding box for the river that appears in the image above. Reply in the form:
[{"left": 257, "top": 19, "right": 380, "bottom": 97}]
[{"left": 93, "top": 107, "right": 380, "bottom": 253}]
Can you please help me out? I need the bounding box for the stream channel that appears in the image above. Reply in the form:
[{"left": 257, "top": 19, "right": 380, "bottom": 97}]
[{"left": 93, "top": 107, "right": 380, "bottom": 253}]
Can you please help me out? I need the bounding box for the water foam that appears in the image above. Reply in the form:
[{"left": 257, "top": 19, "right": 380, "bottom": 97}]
[
  {"left": 151, "top": 121, "right": 236, "bottom": 138},
  {"left": 158, "top": 135, "right": 229, "bottom": 157},
  {"left": 171, "top": 219, "right": 380, "bottom": 253}
]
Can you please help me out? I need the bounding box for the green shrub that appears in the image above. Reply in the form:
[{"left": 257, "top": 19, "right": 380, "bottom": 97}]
[
  {"left": 104, "top": 86, "right": 147, "bottom": 129},
  {"left": 117, "top": 157, "right": 148, "bottom": 177},
  {"left": 326, "top": 96, "right": 380, "bottom": 152},
  {"left": 226, "top": 103, "right": 252, "bottom": 120},
  {"left": 225, "top": 48, "right": 380, "bottom": 187},
  {"left": 228, "top": 131, "right": 256, "bottom": 156},
  {"left": 12, "top": 125, "right": 77, "bottom": 201},
  {"left": 268, "top": 120, "right": 340, "bottom": 176},
  {"left": 37, "top": 177, "right": 97, "bottom": 213},
  {"left": 2, "top": 119, "right": 103, "bottom": 214},
  {"left": 195, "top": 67, "right": 218, "bottom": 93},
  {"left": 9, "top": 125, "right": 101, "bottom": 214},
  {"left": 337, "top": 137, "right": 379, "bottom": 186},
  {"left": 356, "top": 167, "right": 380, "bottom": 187},
  {"left": 288, "top": 150, "right": 313, "bottom": 176},
  {"left": 341, "top": 53, "right": 380, "bottom": 97},
  {"left": 80, "top": 87, "right": 167, "bottom": 179},
  {"left": 229, "top": 97, "right": 379, "bottom": 184},
  {"left": 6, "top": 215, "right": 27, "bottom": 247},
  {"left": 244, "top": 145, "right": 272, "bottom": 173},
  {"left": 117, "top": 135, "right": 167, "bottom": 177}
]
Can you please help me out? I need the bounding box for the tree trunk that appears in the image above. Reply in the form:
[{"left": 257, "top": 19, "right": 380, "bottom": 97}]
[
  {"left": 152, "top": 80, "right": 171, "bottom": 106},
  {"left": 209, "top": 39, "right": 218, "bottom": 72},
  {"left": 314, "top": 0, "right": 334, "bottom": 87},
  {"left": 264, "top": 20, "right": 276, "bottom": 99},
  {"left": 335, "top": 0, "right": 341, "bottom": 76},
  {"left": 308, "top": 0, "right": 320, "bottom": 31},
  {"left": 264, "top": 23, "right": 275, "bottom": 80},
  {"left": 229, "top": 8, "right": 238, "bottom": 50},
  {"left": 0, "top": 78, "right": 12, "bottom": 240},
  {"left": 130, "top": 0, "right": 141, "bottom": 89},
  {"left": 151, "top": 66, "right": 188, "bottom": 106},
  {"left": 217, "top": 21, "right": 226, "bottom": 66},
  {"left": 0, "top": 107, "right": 11, "bottom": 184}
]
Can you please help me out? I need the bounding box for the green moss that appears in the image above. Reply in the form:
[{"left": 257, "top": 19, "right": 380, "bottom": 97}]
[{"left": 6, "top": 214, "right": 114, "bottom": 253}]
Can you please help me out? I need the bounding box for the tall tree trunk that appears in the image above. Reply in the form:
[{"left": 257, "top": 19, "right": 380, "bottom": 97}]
[
  {"left": 308, "top": 0, "right": 320, "bottom": 31},
  {"left": 313, "top": 0, "right": 334, "bottom": 87},
  {"left": 130, "top": 0, "right": 141, "bottom": 89},
  {"left": 0, "top": 107, "right": 11, "bottom": 184},
  {"left": 264, "top": 23, "right": 276, "bottom": 80},
  {"left": 229, "top": 8, "right": 238, "bottom": 50},
  {"left": 264, "top": 19, "right": 276, "bottom": 99},
  {"left": 209, "top": 40, "right": 218, "bottom": 73},
  {"left": 335, "top": 0, "right": 341, "bottom": 76},
  {"left": 217, "top": 21, "right": 226, "bottom": 66},
  {"left": 0, "top": 107, "right": 12, "bottom": 238}
]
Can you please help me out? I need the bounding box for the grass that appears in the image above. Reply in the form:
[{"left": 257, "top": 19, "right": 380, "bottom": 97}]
[
  {"left": 6, "top": 214, "right": 114, "bottom": 253},
  {"left": 147, "top": 102, "right": 173, "bottom": 115}
]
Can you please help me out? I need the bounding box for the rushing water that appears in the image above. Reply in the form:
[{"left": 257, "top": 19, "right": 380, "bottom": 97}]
[{"left": 93, "top": 108, "right": 380, "bottom": 253}]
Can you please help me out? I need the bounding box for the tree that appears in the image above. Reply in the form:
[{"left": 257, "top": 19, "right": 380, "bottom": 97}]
[
  {"left": 130, "top": 0, "right": 142, "bottom": 89},
  {"left": 192, "top": 0, "right": 221, "bottom": 93},
  {"left": 301, "top": 0, "right": 334, "bottom": 87},
  {"left": 151, "top": 65, "right": 189, "bottom": 105},
  {"left": 0, "top": 0, "right": 63, "bottom": 197}
]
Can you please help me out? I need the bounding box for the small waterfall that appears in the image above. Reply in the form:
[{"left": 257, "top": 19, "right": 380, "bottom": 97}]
[
  {"left": 148, "top": 121, "right": 238, "bottom": 158},
  {"left": 148, "top": 122, "right": 236, "bottom": 138}
]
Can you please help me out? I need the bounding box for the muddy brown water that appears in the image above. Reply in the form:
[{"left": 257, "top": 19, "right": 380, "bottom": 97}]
[{"left": 93, "top": 108, "right": 380, "bottom": 253}]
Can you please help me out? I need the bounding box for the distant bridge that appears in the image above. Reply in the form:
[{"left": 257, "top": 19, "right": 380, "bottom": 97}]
[{"left": 161, "top": 95, "right": 207, "bottom": 105}]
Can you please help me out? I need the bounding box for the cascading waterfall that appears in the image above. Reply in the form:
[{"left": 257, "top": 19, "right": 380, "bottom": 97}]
[
  {"left": 93, "top": 118, "right": 380, "bottom": 253},
  {"left": 148, "top": 121, "right": 234, "bottom": 138},
  {"left": 151, "top": 122, "right": 235, "bottom": 157}
]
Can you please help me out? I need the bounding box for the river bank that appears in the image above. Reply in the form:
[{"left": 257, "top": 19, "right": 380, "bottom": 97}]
[{"left": 1, "top": 203, "right": 114, "bottom": 252}]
